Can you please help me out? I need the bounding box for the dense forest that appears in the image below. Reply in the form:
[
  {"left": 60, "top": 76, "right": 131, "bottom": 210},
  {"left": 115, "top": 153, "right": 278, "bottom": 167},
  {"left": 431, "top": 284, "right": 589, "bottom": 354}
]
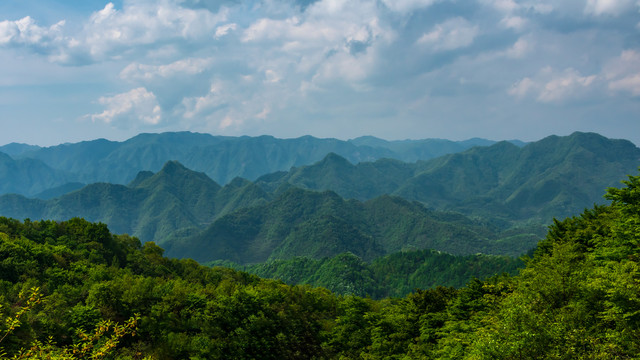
[
  {"left": 1, "top": 170, "right": 639, "bottom": 359},
  {"left": 219, "top": 250, "right": 523, "bottom": 298}
]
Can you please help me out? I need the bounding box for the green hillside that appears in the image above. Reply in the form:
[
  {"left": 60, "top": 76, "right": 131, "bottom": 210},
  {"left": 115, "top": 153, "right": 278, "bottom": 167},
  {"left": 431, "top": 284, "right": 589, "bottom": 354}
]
[
  {"left": 261, "top": 132, "right": 640, "bottom": 222},
  {"left": 0, "top": 161, "right": 270, "bottom": 245},
  {"left": 167, "top": 188, "right": 543, "bottom": 264},
  {"left": 235, "top": 250, "right": 523, "bottom": 298},
  {"left": 0, "top": 170, "right": 638, "bottom": 359}
]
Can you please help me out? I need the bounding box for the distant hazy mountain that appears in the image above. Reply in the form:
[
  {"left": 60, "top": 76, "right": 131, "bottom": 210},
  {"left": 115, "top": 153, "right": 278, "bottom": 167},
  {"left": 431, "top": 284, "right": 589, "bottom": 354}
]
[
  {"left": 0, "top": 151, "right": 73, "bottom": 196},
  {"left": 258, "top": 132, "right": 640, "bottom": 221},
  {"left": 0, "top": 143, "right": 42, "bottom": 157},
  {"left": 347, "top": 136, "right": 512, "bottom": 162},
  {"left": 4, "top": 132, "right": 497, "bottom": 196}
]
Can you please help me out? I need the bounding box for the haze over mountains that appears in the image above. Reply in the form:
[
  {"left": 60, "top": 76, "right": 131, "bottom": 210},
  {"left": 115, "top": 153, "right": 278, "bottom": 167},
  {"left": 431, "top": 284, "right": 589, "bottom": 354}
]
[
  {"left": 259, "top": 132, "right": 640, "bottom": 221},
  {"left": 0, "top": 131, "right": 637, "bottom": 269},
  {"left": 0, "top": 132, "right": 511, "bottom": 197}
]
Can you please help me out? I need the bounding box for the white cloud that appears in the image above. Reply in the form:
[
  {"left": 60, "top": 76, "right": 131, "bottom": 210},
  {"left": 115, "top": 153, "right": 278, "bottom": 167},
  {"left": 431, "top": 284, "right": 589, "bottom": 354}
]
[
  {"left": 506, "top": 37, "right": 532, "bottom": 58},
  {"left": 120, "top": 57, "right": 214, "bottom": 81},
  {"left": 81, "top": 2, "right": 226, "bottom": 60},
  {"left": 585, "top": 0, "right": 636, "bottom": 16},
  {"left": 4, "top": 0, "right": 640, "bottom": 144},
  {"left": 215, "top": 23, "right": 236, "bottom": 38},
  {"left": 0, "top": 1, "right": 228, "bottom": 65},
  {"left": 417, "top": 17, "right": 479, "bottom": 51},
  {"left": 241, "top": 0, "right": 393, "bottom": 90},
  {"left": 508, "top": 77, "right": 535, "bottom": 97},
  {"left": 0, "top": 16, "right": 68, "bottom": 61},
  {"left": 509, "top": 67, "right": 597, "bottom": 103},
  {"left": 604, "top": 50, "right": 640, "bottom": 96},
  {"left": 90, "top": 87, "right": 162, "bottom": 127},
  {"left": 264, "top": 69, "right": 281, "bottom": 83},
  {"left": 538, "top": 69, "right": 596, "bottom": 102},
  {"left": 0, "top": 16, "right": 65, "bottom": 45},
  {"left": 500, "top": 16, "right": 528, "bottom": 31},
  {"left": 380, "top": 0, "right": 439, "bottom": 13},
  {"left": 181, "top": 82, "right": 226, "bottom": 119},
  {"left": 609, "top": 74, "right": 640, "bottom": 95},
  {"left": 481, "top": 0, "right": 519, "bottom": 13},
  {"left": 481, "top": 0, "right": 555, "bottom": 14}
]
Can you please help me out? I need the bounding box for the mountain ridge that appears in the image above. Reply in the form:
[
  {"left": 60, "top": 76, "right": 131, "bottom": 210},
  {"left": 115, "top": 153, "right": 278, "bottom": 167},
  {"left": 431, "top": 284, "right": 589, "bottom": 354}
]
[
  {"left": 259, "top": 132, "right": 640, "bottom": 221},
  {"left": 2, "top": 132, "right": 506, "bottom": 196}
]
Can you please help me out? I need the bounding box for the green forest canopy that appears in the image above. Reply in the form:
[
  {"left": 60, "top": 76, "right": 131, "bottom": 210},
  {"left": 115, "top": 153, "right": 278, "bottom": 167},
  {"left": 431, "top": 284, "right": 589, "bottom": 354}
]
[{"left": 0, "top": 169, "right": 639, "bottom": 359}]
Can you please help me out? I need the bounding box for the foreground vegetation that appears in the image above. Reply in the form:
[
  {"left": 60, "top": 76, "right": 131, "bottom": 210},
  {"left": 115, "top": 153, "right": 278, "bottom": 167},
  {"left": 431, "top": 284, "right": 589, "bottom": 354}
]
[{"left": 1, "top": 171, "right": 639, "bottom": 359}]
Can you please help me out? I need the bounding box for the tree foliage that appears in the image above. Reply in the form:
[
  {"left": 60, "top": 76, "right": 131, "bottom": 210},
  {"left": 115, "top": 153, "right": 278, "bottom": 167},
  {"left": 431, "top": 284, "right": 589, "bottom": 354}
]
[{"left": 0, "top": 169, "right": 638, "bottom": 359}]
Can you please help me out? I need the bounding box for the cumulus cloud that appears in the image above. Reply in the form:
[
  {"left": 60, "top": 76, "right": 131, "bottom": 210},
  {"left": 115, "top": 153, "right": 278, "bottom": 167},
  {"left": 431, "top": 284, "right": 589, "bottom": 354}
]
[
  {"left": 90, "top": 87, "right": 162, "bottom": 127},
  {"left": 0, "top": 1, "right": 228, "bottom": 65},
  {"left": 500, "top": 16, "right": 528, "bottom": 31},
  {"left": 0, "top": 16, "right": 70, "bottom": 62},
  {"left": 80, "top": 2, "right": 226, "bottom": 62},
  {"left": 182, "top": 82, "right": 227, "bottom": 119},
  {"left": 417, "top": 17, "right": 479, "bottom": 51},
  {"left": 380, "top": 0, "right": 439, "bottom": 13},
  {"left": 481, "top": 0, "right": 553, "bottom": 14},
  {"left": 0, "top": 16, "right": 65, "bottom": 46},
  {"left": 509, "top": 67, "right": 597, "bottom": 103},
  {"left": 505, "top": 37, "right": 532, "bottom": 58},
  {"left": 120, "top": 57, "right": 214, "bottom": 81},
  {"left": 604, "top": 50, "right": 640, "bottom": 96},
  {"left": 3, "top": 0, "right": 640, "bottom": 143},
  {"left": 241, "top": 0, "right": 393, "bottom": 89},
  {"left": 215, "top": 23, "right": 236, "bottom": 38},
  {"left": 584, "top": 0, "right": 637, "bottom": 16}
]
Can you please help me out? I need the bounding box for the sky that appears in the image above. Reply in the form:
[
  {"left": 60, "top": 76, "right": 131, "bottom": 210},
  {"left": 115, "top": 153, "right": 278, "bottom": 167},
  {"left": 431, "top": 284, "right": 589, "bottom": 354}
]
[{"left": 0, "top": 0, "right": 639, "bottom": 146}]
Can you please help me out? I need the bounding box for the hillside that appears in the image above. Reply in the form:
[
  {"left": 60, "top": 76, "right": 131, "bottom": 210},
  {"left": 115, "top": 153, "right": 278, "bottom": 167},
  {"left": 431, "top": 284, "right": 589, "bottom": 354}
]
[
  {"left": 0, "top": 151, "right": 73, "bottom": 196},
  {"left": 1, "top": 159, "right": 546, "bottom": 263},
  {"left": 260, "top": 132, "right": 640, "bottom": 221},
  {"left": 166, "top": 188, "right": 542, "bottom": 264},
  {"left": 0, "top": 161, "right": 270, "bottom": 244},
  {"left": 2, "top": 132, "right": 492, "bottom": 196},
  {"left": 234, "top": 250, "right": 523, "bottom": 298},
  {"left": 0, "top": 170, "right": 638, "bottom": 359}
]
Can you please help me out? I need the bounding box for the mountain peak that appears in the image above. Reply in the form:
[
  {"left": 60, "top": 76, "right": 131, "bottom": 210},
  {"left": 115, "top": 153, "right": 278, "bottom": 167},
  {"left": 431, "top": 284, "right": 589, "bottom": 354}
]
[
  {"left": 159, "top": 160, "right": 188, "bottom": 174},
  {"left": 135, "top": 161, "right": 221, "bottom": 192},
  {"left": 319, "top": 152, "right": 353, "bottom": 166}
]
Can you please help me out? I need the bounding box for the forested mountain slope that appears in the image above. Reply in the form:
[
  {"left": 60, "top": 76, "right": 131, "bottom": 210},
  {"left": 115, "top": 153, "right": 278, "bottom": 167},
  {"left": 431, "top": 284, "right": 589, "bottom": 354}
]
[
  {"left": 166, "top": 188, "right": 542, "bottom": 263},
  {"left": 3, "top": 132, "right": 492, "bottom": 196},
  {"left": 1, "top": 161, "right": 544, "bottom": 263},
  {"left": 233, "top": 250, "right": 523, "bottom": 298},
  {"left": 260, "top": 132, "right": 640, "bottom": 221},
  {"left": 0, "top": 161, "right": 270, "bottom": 244},
  {"left": 0, "top": 170, "right": 638, "bottom": 359}
]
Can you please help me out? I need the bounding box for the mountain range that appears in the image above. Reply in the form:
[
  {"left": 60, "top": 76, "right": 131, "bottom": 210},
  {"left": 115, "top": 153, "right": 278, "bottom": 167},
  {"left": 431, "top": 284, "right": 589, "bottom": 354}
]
[
  {"left": 0, "top": 131, "right": 637, "bottom": 267},
  {"left": 0, "top": 132, "right": 502, "bottom": 197},
  {"left": 257, "top": 132, "right": 640, "bottom": 221}
]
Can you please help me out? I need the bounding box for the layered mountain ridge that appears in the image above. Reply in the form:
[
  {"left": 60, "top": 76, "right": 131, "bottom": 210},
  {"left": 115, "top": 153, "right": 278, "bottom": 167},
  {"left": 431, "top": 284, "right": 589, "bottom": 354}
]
[
  {"left": 0, "top": 131, "right": 637, "bottom": 266},
  {"left": 0, "top": 132, "right": 513, "bottom": 197}
]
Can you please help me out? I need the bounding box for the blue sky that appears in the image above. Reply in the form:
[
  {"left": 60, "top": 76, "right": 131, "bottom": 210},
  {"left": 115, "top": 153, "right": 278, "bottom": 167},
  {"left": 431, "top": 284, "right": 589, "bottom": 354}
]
[{"left": 1, "top": 0, "right": 639, "bottom": 146}]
